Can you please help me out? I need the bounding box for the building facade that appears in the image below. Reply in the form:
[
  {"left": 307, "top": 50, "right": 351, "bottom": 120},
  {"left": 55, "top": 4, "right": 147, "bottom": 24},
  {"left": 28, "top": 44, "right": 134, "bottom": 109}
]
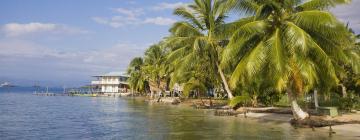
[{"left": 91, "top": 72, "right": 129, "bottom": 94}]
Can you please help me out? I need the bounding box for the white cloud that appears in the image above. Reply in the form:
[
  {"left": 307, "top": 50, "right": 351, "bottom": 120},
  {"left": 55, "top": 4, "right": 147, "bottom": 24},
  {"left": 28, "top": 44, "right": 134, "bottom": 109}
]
[
  {"left": 2, "top": 22, "right": 89, "bottom": 37},
  {"left": 93, "top": 8, "right": 144, "bottom": 28},
  {"left": 0, "top": 40, "right": 77, "bottom": 59},
  {"left": 0, "top": 40, "right": 146, "bottom": 65},
  {"left": 0, "top": 39, "right": 149, "bottom": 86},
  {"left": 92, "top": 14, "right": 176, "bottom": 28},
  {"left": 112, "top": 8, "right": 144, "bottom": 19},
  {"left": 152, "top": 2, "right": 188, "bottom": 11},
  {"left": 92, "top": 16, "right": 141, "bottom": 28},
  {"left": 91, "top": 5, "right": 180, "bottom": 28},
  {"left": 144, "top": 17, "right": 177, "bottom": 26}
]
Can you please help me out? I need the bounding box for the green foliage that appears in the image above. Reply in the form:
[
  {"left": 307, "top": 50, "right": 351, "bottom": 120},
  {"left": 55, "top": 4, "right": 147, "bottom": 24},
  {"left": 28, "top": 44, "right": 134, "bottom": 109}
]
[
  {"left": 126, "top": 44, "right": 170, "bottom": 93},
  {"left": 258, "top": 92, "right": 282, "bottom": 106},
  {"left": 320, "top": 92, "right": 360, "bottom": 111},
  {"left": 127, "top": 57, "right": 147, "bottom": 93},
  {"left": 143, "top": 44, "right": 168, "bottom": 82},
  {"left": 339, "top": 96, "right": 360, "bottom": 111},
  {"left": 222, "top": 0, "right": 358, "bottom": 97},
  {"left": 182, "top": 79, "right": 207, "bottom": 98},
  {"left": 125, "top": 0, "right": 360, "bottom": 113},
  {"left": 274, "top": 94, "right": 291, "bottom": 107},
  {"left": 229, "top": 95, "right": 252, "bottom": 109},
  {"left": 165, "top": 0, "right": 235, "bottom": 98}
]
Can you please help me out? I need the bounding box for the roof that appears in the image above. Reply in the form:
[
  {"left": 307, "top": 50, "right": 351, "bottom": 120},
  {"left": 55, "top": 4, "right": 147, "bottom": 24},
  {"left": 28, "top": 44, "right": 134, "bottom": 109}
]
[{"left": 93, "top": 71, "right": 129, "bottom": 77}]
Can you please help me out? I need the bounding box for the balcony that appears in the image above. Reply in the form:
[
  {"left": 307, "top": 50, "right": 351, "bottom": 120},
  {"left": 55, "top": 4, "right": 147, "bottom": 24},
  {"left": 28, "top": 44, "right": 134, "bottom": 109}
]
[{"left": 91, "top": 81, "right": 121, "bottom": 85}]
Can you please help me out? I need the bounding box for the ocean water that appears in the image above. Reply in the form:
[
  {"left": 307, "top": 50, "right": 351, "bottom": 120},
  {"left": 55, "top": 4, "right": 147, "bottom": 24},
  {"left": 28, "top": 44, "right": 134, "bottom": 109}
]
[{"left": 0, "top": 88, "right": 353, "bottom": 140}]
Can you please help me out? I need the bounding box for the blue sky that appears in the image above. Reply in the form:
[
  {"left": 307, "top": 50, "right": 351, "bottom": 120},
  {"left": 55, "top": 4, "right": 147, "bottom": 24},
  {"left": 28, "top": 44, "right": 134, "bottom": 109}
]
[{"left": 0, "top": 0, "right": 359, "bottom": 87}]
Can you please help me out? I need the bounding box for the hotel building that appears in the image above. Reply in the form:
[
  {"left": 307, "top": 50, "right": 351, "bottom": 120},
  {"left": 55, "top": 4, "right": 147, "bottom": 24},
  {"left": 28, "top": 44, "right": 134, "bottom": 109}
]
[{"left": 91, "top": 72, "right": 129, "bottom": 94}]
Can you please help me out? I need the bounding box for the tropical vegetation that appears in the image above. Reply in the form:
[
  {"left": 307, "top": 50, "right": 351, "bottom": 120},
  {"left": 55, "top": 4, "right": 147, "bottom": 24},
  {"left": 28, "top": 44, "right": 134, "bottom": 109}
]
[{"left": 127, "top": 0, "right": 360, "bottom": 120}]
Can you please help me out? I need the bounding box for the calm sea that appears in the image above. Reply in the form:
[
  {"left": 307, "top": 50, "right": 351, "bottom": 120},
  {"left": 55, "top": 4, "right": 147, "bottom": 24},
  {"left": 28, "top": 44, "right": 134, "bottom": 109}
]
[{"left": 0, "top": 87, "right": 352, "bottom": 140}]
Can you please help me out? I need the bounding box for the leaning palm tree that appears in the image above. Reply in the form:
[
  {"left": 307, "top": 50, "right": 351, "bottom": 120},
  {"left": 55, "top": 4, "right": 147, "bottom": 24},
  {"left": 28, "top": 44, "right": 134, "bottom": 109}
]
[
  {"left": 222, "top": 0, "right": 355, "bottom": 120},
  {"left": 165, "top": 0, "right": 235, "bottom": 99}
]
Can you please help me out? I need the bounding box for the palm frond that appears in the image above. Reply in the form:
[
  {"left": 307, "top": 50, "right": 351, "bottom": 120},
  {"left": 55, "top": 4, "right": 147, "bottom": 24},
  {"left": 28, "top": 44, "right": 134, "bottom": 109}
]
[
  {"left": 174, "top": 7, "right": 204, "bottom": 30},
  {"left": 229, "top": 41, "right": 268, "bottom": 88},
  {"left": 170, "top": 22, "right": 203, "bottom": 37},
  {"left": 297, "top": 0, "right": 351, "bottom": 11},
  {"left": 265, "top": 28, "right": 289, "bottom": 91}
]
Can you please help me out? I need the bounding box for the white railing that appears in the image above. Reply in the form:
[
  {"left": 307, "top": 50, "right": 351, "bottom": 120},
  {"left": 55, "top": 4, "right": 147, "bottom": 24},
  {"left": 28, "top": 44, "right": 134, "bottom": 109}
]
[{"left": 91, "top": 81, "right": 122, "bottom": 85}]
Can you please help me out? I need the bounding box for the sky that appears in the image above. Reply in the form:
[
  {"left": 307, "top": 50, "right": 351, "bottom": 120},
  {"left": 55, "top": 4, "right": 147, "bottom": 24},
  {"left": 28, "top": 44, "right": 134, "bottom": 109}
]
[{"left": 0, "top": 0, "right": 359, "bottom": 87}]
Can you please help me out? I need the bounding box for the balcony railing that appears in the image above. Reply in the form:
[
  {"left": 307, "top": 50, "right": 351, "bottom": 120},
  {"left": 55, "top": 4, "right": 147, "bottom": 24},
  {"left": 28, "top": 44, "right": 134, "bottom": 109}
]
[{"left": 91, "top": 81, "right": 121, "bottom": 85}]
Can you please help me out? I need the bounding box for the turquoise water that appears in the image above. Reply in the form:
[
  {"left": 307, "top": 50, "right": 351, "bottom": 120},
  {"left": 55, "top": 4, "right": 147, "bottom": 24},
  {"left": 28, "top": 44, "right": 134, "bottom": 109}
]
[{"left": 0, "top": 88, "right": 353, "bottom": 140}]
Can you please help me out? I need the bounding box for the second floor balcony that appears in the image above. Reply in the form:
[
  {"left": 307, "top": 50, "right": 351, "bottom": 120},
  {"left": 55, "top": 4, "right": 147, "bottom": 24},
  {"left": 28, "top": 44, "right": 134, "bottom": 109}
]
[
  {"left": 91, "top": 80, "right": 129, "bottom": 85},
  {"left": 91, "top": 81, "right": 120, "bottom": 85}
]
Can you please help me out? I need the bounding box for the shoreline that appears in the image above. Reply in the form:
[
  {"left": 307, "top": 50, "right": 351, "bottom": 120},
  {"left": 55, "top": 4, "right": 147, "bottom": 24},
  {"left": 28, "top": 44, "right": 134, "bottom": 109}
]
[
  {"left": 33, "top": 94, "right": 360, "bottom": 138},
  {"left": 138, "top": 96, "right": 360, "bottom": 137}
]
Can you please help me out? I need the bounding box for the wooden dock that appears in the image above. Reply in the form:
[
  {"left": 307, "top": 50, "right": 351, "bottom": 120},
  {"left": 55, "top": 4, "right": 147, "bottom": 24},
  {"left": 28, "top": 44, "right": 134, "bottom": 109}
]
[{"left": 33, "top": 93, "right": 70, "bottom": 96}]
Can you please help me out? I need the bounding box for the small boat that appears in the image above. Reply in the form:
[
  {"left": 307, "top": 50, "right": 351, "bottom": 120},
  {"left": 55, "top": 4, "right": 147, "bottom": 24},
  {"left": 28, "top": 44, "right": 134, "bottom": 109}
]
[{"left": 0, "top": 82, "right": 15, "bottom": 87}]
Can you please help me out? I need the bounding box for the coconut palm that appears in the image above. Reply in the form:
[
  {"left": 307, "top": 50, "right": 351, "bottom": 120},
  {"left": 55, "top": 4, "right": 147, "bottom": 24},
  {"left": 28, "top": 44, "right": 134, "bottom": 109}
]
[
  {"left": 222, "top": 0, "right": 355, "bottom": 120},
  {"left": 170, "top": 53, "right": 218, "bottom": 98},
  {"left": 143, "top": 44, "right": 168, "bottom": 98},
  {"left": 127, "top": 57, "right": 147, "bottom": 94},
  {"left": 165, "top": 0, "right": 235, "bottom": 99}
]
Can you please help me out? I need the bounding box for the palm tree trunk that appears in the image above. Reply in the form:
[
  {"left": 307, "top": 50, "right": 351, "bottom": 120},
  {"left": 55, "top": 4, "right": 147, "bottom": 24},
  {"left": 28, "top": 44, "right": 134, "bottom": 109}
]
[
  {"left": 252, "top": 95, "right": 258, "bottom": 107},
  {"left": 314, "top": 89, "right": 319, "bottom": 108},
  {"left": 287, "top": 88, "right": 309, "bottom": 120},
  {"left": 150, "top": 90, "right": 154, "bottom": 99},
  {"left": 217, "top": 64, "right": 234, "bottom": 99},
  {"left": 339, "top": 84, "right": 347, "bottom": 98}
]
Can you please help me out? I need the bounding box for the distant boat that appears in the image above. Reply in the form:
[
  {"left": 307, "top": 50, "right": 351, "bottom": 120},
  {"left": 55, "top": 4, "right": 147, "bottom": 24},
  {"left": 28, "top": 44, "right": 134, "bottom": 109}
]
[{"left": 0, "top": 82, "right": 15, "bottom": 87}]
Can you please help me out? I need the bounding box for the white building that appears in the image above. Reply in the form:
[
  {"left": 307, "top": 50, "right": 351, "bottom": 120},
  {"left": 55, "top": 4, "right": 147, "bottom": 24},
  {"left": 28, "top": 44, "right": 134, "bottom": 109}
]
[{"left": 91, "top": 72, "right": 129, "bottom": 94}]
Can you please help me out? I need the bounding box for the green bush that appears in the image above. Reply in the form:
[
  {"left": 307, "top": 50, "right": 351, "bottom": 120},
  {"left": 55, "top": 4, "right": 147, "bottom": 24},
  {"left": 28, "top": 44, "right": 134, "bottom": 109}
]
[
  {"left": 339, "top": 96, "right": 360, "bottom": 111},
  {"left": 258, "top": 92, "right": 282, "bottom": 106},
  {"left": 229, "top": 95, "right": 252, "bottom": 109},
  {"left": 274, "top": 94, "right": 290, "bottom": 107},
  {"left": 319, "top": 92, "right": 360, "bottom": 111}
]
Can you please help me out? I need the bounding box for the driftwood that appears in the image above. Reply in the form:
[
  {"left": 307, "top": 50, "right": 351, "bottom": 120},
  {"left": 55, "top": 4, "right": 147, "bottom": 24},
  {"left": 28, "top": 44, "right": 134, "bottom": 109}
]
[
  {"left": 245, "top": 107, "right": 293, "bottom": 114},
  {"left": 150, "top": 97, "right": 181, "bottom": 105},
  {"left": 215, "top": 109, "right": 242, "bottom": 116},
  {"left": 191, "top": 99, "right": 228, "bottom": 110}
]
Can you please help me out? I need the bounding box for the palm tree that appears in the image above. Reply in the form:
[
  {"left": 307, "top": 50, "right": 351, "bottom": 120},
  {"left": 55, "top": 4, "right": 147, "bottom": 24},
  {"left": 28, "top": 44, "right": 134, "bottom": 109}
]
[
  {"left": 127, "top": 57, "right": 144, "bottom": 73},
  {"left": 127, "top": 57, "right": 147, "bottom": 94},
  {"left": 143, "top": 44, "right": 168, "bottom": 98},
  {"left": 165, "top": 0, "right": 235, "bottom": 99},
  {"left": 222, "top": 0, "right": 355, "bottom": 120},
  {"left": 169, "top": 53, "right": 218, "bottom": 98}
]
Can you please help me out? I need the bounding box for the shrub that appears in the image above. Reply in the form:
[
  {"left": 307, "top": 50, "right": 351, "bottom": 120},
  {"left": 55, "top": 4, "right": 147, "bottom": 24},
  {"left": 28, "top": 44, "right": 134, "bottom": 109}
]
[
  {"left": 319, "top": 92, "right": 360, "bottom": 111},
  {"left": 258, "top": 92, "right": 282, "bottom": 106},
  {"left": 229, "top": 95, "right": 252, "bottom": 109}
]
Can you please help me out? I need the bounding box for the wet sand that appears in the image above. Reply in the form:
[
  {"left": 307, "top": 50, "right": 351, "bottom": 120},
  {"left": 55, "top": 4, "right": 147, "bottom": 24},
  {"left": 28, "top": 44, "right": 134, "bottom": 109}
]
[{"left": 232, "top": 111, "right": 360, "bottom": 140}]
